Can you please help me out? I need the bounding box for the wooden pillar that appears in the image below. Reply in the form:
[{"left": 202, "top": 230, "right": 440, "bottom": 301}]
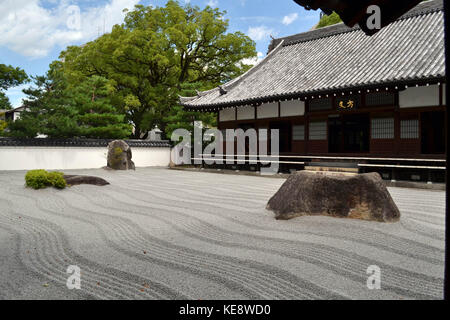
[
  {"left": 394, "top": 111, "right": 400, "bottom": 156},
  {"left": 443, "top": 0, "right": 449, "bottom": 300},
  {"left": 305, "top": 100, "right": 309, "bottom": 155}
]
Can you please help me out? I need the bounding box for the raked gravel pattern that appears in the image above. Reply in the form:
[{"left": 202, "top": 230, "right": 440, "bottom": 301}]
[{"left": 0, "top": 168, "right": 445, "bottom": 300}]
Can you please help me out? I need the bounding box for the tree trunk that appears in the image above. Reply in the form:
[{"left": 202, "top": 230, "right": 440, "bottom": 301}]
[{"left": 132, "top": 126, "right": 141, "bottom": 139}]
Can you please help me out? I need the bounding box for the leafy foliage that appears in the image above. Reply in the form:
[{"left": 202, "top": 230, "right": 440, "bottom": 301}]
[
  {"left": 0, "top": 119, "right": 7, "bottom": 135},
  {"left": 9, "top": 1, "right": 255, "bottom": 140},
  {"left": 316, "top": 12, "right": 342, "bottom": 28},
  {"left": 0, "top": 64, "right": 28, "bottom": 110},
  {"left": 68, "top": 75, "right": 132, "bottom": 138},
  {"left": 47, "top": 172, "right": 67, "bottom": 189},
  {"left": 163, "top": 82, "right": 216, "bottom": 139},
  {"left": 60, "top": 0, "right": 256, "bottom": 139},
  {"left": 8, "top": 64, "right": 132, "bottom": 139},
  {"left": 0, "top": 92, "right": 12, "bottom": 110},
  {"left": 25, "top": 170, "right": 66, "bottom": 190},
  {"left": 0, "top": 64, "right": 28, "bottom": 91}
]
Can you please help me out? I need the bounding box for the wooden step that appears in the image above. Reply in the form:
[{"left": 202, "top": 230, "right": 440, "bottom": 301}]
[
  {"left": 309, "top": 161, "right": 359, "bottom": 168},
  {"left": 305, "top": 166, "right": 359, "bottom": 173}
]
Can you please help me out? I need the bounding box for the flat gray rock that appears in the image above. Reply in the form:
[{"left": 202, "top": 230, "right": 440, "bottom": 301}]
[{"left": 63, "top": 175, "right": 110, "bottom": 186}]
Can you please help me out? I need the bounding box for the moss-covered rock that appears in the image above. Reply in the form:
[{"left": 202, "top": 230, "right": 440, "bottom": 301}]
[{"left": 106, "top": 140, "right": 135, "bottom": 170}]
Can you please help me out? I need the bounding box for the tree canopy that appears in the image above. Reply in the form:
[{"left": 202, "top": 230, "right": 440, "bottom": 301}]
[
  {"left": 59, "top": 0, "right": 256, "bottom": 139},
  {"left": 0, "top": 92, "right": 12, "bottom": 110},
  {"left": 0, "top": 64, "right": 28, "bottom": 110},
  {"left": 8, "top": 62, "right": 132, "bottom": 139},
  {"left": 8, "top": 1, "right": 256, "bottom": 139},
  {"left": 316, "top": 12, "right": 342, "bottom": 29}
]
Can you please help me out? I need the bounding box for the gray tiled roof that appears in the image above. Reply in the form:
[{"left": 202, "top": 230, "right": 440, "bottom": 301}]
[
  {"left": 0, "top": 138, "right": 171, "bottom": 148},
  {"left": 181, "top": 0, "right": 445, "bottom": 109}
]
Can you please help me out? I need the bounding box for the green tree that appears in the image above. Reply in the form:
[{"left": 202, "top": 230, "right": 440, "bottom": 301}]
[
  {"left": 163, "top": 82, "right": 216, "bottom": 139},
  {"left": 0, "top": 64, "right": 28, "bottom": 110},
  {"left": 0, "top": 111, "right": 7, "bottom": 136},
  {"left": 316, "top": 12, "right": 342, "bottom": 28},
  {"left": 8, "top": 62, "right": 77, "bottom": 138},
  {"left": 71, "top": 76, "right": 132, "bottom": 138},
  {"left": 0, "top": 120, "right": 6, "bottom": 133},
  {"left": 0, "top": 64, "right": 28, "bottom": 91},
  {"left": 60, "top": 0, "right": 256, "bottom": 139},
  {"left": 0, "top": 92, "right": 12, "bottom": 110},
  {"left": 6, "top": 74, "right": 55, "bottom": 138},
  {"left": 8, "top": 63, "right": 132, "bottom": 139}
]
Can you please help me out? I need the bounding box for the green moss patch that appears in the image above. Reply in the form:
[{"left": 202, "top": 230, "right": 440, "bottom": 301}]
[{"left": 25, "top": 170, "right": 67, "bottom": 190}]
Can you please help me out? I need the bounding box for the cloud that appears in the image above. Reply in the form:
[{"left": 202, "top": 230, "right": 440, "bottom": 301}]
[
  {"left": 206, "top": 0, "right": 218, "bottom": 8},
  {"left": 247, "top": 26, "right": 274, "bottom": 41},
  {"left": 282, "top": 13, "right": 298, "bottom": 25},
  {"left": 0, "top": 0, "right": 140, "bottom": 59},
  {"left": 241, "top": 52, "right": 264, "bottom": 66},
  {"left": 5, "top": 83, "right": 29, "bottom": 108},
  {"left": 239, "top": 16, "right": 277, "bottom": 23}
]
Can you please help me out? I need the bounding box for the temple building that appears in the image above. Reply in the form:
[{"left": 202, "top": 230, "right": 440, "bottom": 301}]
[{"left": 180, "top": 0, "right": 446, "bottom": 182}]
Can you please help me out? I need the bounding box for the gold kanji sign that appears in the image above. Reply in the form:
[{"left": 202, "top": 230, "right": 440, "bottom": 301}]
[{"left": 338, "top": 99, "right": 355, "bottom": 109}]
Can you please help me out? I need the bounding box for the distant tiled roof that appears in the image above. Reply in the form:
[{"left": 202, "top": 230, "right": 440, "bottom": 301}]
[
  {"left": 12, "top": 106, "right": 26, "bottom": 112},
  {"left": 181, "top": 0, "right": 445, "bottom": 110},
  {"left": 0, "top": 138, "right": 171, "bottom": 148},
  {"left": 3, "top": 106, "right": 26, "bottom": 114}
]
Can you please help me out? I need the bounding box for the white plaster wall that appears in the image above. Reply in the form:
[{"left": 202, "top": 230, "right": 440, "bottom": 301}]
[
  {"left": 132, "top": 148, "right": 171, "bottom": 167},
  {"left": 14, "top": 112, "right": 21, "bottom": 121},
  {"left": 0, "top": 147, "right": 171, "bottom": 171},
  {"left": 237, "top": 105, "right": 254, "bottom": 120},
  {"left": 280, "top": 100, "right": 305, "bottom": 117},
  {"left": 257, "top": 102, "right": 278, "bottom": 119},
  {"left": 399, "top": 85, "right": 440, "bottom": 108},
  {"left": 219, "top": 108, "right": 235, "bottom": 122}
]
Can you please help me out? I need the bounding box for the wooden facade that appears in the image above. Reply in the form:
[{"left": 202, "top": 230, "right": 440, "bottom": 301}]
[
  {"left": 217, "top": 85, "right": 446, "bottom": 159},
  {"left": 180, "top": 1, "right": 446, "bottom": 179}
]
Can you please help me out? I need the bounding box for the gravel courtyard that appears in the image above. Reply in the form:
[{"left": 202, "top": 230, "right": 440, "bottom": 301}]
[{"left": 0, "top": 168, "right": 445, "bottom": 300}]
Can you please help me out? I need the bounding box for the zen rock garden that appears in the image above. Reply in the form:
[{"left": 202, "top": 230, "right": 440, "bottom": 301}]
[
  {"left": 24, "top": 140, "right": 137, "bottom": 190},
  {"left": 24, "top": 169, "right": 109, "bottom": 189},
  {"left": 267, "top": 171, "right": 401, "bottom": 223}
]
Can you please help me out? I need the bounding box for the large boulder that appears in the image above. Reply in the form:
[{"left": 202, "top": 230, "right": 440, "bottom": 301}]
[
  {"left": 266, "top": 171, "right": 400, "bottom": 222},
  {"left": 106, "top": 140, "right": 135, "bottom": 170}
]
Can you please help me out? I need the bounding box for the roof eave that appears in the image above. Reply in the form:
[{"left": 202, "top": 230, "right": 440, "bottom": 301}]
[
  {"left": 179, "top": 40, "right": 286, "bottom": 108},
  {"left": 183, "top": 76, "right": 446, "bottom": 111}
]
